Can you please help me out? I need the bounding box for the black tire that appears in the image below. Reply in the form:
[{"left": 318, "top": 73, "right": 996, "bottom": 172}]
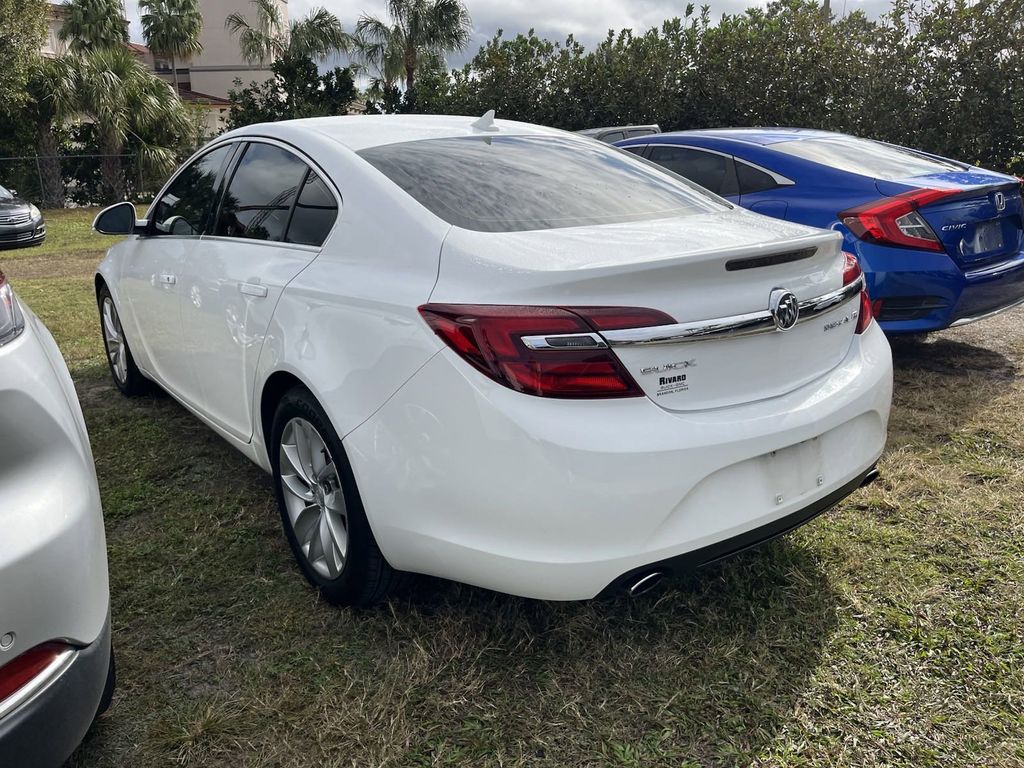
[
  {"left": 97, "top": 284, "right": 148, "bottom": 396},
  {"left": 270, "top": 386, "right": 403, "bottom": 607}
]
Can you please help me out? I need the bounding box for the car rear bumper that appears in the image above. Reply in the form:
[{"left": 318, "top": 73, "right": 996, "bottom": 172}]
[
  {"left": 0, "top": 615, "right": 111, "bottom": 768},
  {"left": 858, "top": 243, "right": 1024, "bottom": 334},
  {"left": 344, "top": 322, "right": 893, "bottom": 600}
]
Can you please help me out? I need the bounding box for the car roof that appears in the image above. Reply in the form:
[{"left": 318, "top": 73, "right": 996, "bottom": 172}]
[
  {"left": 577, "top": 125, "right": 660, "bottom": 137},
  {"left": 222, "top": 114, "right": 568, "bottom": 152},
  {"left": 652, "top": 127, "right": 844, "bottom": 146}
]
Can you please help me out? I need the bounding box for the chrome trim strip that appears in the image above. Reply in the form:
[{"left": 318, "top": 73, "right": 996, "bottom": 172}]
[
  {"left": 0, "top": 648, "right": 77, "bottom": 721},
  {"left": 949, "top": 295, "right": 1024, "bottom": 327},
  {"left": 600, "top": 277, "right": 863, "bottom": 347},
  {"left": 521, "top": 332, "right": 608, "bottom": 351}
]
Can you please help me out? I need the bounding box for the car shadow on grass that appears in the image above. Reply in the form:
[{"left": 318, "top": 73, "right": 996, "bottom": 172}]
[{"left": 887, "top": 334, "right": 1018, "bottom": 445}]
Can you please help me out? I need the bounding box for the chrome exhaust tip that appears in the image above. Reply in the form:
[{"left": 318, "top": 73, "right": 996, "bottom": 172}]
[
  {"left": 626, "top": 571, "right": 667, "bottom": 598},
  {"left": 860, "top": 468, "right": 881, "bottom": 488}
]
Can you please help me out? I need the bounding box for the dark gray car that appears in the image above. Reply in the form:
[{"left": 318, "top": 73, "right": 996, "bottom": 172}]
[{"left": 0, "top": 185, "right": 45, "bottom": 249}]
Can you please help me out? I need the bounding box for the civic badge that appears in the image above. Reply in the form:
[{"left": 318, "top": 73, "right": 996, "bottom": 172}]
[{"left": 769, "top": 289, "right": 800, "bottom": 331}]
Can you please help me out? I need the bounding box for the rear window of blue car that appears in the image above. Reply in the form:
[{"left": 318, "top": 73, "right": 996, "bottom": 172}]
[
  {"left": 358, "top": 135, "right": 726, "bottom": 232},
  {"left": 771, "top": 136, "right": 968, "bottom": 180}
]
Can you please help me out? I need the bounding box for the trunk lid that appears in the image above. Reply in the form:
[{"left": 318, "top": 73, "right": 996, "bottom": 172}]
[
  {"left": 433, "top": 209, "right": 856, "bottom": 411},
  {"left": 875, "top": 171, "right": 1023, "bottom": 267}
]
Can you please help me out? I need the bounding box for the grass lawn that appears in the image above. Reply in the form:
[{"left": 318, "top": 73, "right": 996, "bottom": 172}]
[{"left": 4, "top": 208, "right": 1023, "bottom": 767}]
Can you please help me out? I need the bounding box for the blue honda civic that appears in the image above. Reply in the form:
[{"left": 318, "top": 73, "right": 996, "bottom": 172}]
[{"left": 616, "top": 129, "right": 1024, "bottom": 335}]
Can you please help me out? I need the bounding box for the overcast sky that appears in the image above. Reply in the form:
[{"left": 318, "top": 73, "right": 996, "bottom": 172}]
[{"left": 125, "top": 0, "right": 891, "bottom": 70}]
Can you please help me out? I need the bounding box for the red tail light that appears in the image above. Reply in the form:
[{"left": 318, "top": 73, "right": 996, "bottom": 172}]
[
  {"left": 0, "top": 642, "right": 68, "bottom": 703},
  {"left": 839, "top": 188, "right": 960, "bottom": 252},
  {"left": 418, "top": 304, "right": 674, "bottom": 398},
  {"left": 841, "top": 252, "right": 876, "bottom": 334}
]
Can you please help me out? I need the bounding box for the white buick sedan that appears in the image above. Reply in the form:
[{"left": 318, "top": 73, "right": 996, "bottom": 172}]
[{"left": 93, "top": 114, "right": 893, "bottom": 605}]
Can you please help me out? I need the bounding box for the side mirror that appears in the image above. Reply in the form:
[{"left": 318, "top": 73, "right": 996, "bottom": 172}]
[{"left": 93, "top": 201, "right": 147, "bottom": 235}]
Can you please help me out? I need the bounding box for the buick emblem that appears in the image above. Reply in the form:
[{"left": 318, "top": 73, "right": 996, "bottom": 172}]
[
  {"left": 994, "top": 191, "right": 1006, "bottom": 212},
  {"left": 769, "top": 289, "right": 800, "bottom": 331}
]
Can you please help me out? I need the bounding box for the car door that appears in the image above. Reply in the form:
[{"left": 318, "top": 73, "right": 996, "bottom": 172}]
[
  {"left": 118, "top": 143, "right": 235, "bottom": 395},
  {"left": 178, "top": 140, "right": 338, "bottom": 441},
  {"left": 645, "top": 145, "right": 740, "bottom": 201}
]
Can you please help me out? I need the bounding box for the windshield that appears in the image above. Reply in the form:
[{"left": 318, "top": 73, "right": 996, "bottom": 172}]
[
  {"left": 358, "top": 134, "right": 726, "bottom": 232},
  {"left": 771, "top": 136, "right": 968, "bottom": 180},
  {"left": 0, "top": 185, "right": 12, "bottom": 201}
]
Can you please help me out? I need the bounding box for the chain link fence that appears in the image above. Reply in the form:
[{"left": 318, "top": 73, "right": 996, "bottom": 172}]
[{"left": 0, "top": 154, "right": 168, "bottom": 209}]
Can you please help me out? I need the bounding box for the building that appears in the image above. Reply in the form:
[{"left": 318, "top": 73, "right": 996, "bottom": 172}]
[
  {"left": 185, "top": 0, "right": 287, "bottom": 99},
  {"left": 143, "top": 0, "right": 288, "bottom": 102},
  {"left": 41, "top": 3, "right": 69, "bottom": 58},
  {"left": 45, "top": 0, "right": 287, "bottom": 135}
]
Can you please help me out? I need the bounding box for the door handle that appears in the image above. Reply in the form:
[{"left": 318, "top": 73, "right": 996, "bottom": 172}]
[
  {"left": 239, "top": 281, "right": 268, "bottom": 298},
  {"left": 159, "top": 273, "right": 176, "bottom": 285}
]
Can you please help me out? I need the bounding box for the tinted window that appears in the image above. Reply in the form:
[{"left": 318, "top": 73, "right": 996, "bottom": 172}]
[
  {"left": 626, "top": 129, "right": 656, "bottom": 138},
  {"left": 771, "top": 136, "right": 967, "bottom": 180},
  {"left": 736, "top": 162, "right": 779, "bottom": 194},
  {"left": 620, "top": 145, "right": 646, "bottom": 156},
  {"left": 358, "top": 135, "right": 723, "bottom": 233},
  {"left": 216, "top": 143, "right": 308, "bottom": 241},
  {"left": 600, "top": 131, "right": 625, "bottom": 142},
  {"left": 286, "top": 171, "right": 337, "bottom": 246},
  {"left": 151, "top": 144, "right": 233, "bottom": 235},
  {"left": 647, "top": 146, "right": 738, "bottom": 196}
]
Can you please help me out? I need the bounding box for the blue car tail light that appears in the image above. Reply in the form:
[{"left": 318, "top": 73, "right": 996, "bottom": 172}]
[{"left": 839, "top": 188, "right": 961, "bottom": 252}]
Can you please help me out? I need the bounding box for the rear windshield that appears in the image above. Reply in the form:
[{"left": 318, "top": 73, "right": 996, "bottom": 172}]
[
  {"left": 358, "top": 135, "right": 725, "bottom": 232},
  {"left": 771, "top": 136, "right": 968, "bottom": 180}
]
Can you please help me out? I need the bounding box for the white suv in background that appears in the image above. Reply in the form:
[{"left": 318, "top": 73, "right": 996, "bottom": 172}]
[{"left": 0, "top": 270, "right": 113, "bottom": 767}]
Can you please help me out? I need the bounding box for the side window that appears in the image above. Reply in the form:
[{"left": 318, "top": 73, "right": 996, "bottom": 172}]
[
  {"left": 151, "top": 144, "right": 233, "bottom": 235},
  {"left": 286, "top": 171, "right": 338, "bottom": 246},
  {"left": 216, "top": 143, "right": 308, "bottom": 241},
  {"left": 736, "top": 161, "right": 780, "bottom": 195},
  {"left": 600, "top": 131, "right": 625, "bottom": 143},
  {"left": 626, "top": 129, "right": 656, "bottom": 138},
  {"left": 620, "top": 145, "right": 646, "bottom": 156},
  {"left": 647, "top": 146, "right": 738, "bottom": 197}
]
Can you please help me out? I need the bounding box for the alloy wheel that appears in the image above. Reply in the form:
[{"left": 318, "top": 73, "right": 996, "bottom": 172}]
[
  {"left": 102, "top": 297, "right": 128, "bottom": 385},
  {"left": 278, "top": 417, "right": 349, "bottom": 579}
]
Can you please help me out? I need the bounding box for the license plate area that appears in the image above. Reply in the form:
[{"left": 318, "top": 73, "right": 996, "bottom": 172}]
[
  {"left": 763, "top": 437, "right": 824, "bottom": 505},
  {"left": 974, "top": 219, "right": 1005, "bottom": 253}
]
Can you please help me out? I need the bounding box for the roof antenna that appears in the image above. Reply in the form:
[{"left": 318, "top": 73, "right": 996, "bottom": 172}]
[{"left": 470, "top": 109, "right": 498, "bottom": 132}]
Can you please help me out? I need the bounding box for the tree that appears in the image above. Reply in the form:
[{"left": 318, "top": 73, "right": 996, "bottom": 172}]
[
  {"left": 225, "top": 0, "right": 348, "bottom": 65},
  {"left": 355, "top": 0, "right": 472, "bottom": 95},
  {"left": 76, "top": 45, "right": 190, "bottom": 201},
  {"left": 227, "top": 53, "right": 357, "bottom": 128},
  {"left": 25, "top": 56, "right": 78, "bottom": 207},
  {"left": 59, "top": 0, "right": 129, "bottom": 53},
  {"left": 139, "top": 0, "right": 203, "bottom": 95},
  {"left": 0, "top": 0, "right": 46, "bottom": 110}
]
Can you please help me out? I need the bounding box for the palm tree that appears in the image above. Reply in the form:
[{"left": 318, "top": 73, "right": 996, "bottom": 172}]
[
  {"left": 139, "top": 0, "right": 204, "bottom": 95},
  {"left": 355, "top": 0, "right": 472, "bottom": 94},
  {"left": 59, "top": 0, "right": 129, "bottom": 53},
  {"left": 350, "top": 31, "right": 404, "bottom": 100},
  {"left": 76, "top": 46, "right": 190, "bottom": 201},
  {"left": 25, "top": 56, "right": 79, "bottom": 207},
  {"left": 225, "top": 0, "right": 348, "bottom": 65}
]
